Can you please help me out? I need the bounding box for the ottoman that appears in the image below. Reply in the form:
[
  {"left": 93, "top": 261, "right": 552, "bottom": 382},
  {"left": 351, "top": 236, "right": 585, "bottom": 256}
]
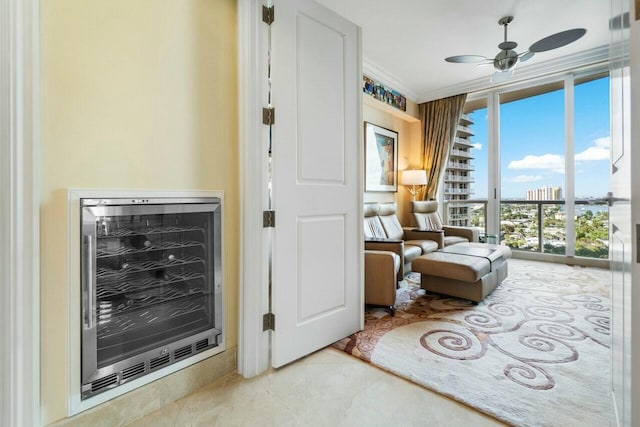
[{"left": 411, "top": 243, "right": 511, "bottom": 302}]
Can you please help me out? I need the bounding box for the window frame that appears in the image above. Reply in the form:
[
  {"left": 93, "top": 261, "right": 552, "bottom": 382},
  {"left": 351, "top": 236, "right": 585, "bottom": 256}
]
[{"left": 461, "top": 67, "right": 610, "bottom": 266}]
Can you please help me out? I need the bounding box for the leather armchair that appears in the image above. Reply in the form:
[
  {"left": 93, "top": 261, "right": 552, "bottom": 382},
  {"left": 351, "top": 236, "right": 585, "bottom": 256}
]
[
  {"left": 364, "top": 250, "right": 400, "bottom": 314},
  {"left": 364, "top": 202, "right": 439, "bottom": 279},
  {"left": 409, "top": 200, "right": 479, "bottom": 248}
]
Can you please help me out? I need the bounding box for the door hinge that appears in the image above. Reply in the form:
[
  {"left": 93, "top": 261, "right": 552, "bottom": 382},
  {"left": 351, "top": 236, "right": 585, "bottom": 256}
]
[
  {"left": 262, "top": 5, "right": 274, "bottom": 25},
  {"left": 263, "top": 312, "right": 275, "bottom": 331},
  {"left": 263, "top": 210, "right": 276, "bottom": 228},
  {"left": 262, "top": 107, "right": 275, "bottom": 125}
]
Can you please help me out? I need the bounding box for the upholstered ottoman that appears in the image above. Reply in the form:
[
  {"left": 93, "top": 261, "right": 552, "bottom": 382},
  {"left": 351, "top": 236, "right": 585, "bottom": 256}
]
[{"left": 411, "top": 243, "right": 512, "bottom": 302}]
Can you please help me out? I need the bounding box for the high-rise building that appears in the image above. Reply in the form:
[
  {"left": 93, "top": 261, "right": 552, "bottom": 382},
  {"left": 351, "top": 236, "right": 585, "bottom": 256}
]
[
  {"left": 526, "top": 186, "right": 563, "bottom": 200},
  {"left": 444, "top": 112, "right": 475, "bottom": 226}
]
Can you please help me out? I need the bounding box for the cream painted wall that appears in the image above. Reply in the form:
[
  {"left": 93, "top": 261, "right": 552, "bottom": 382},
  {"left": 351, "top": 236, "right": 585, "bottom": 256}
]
[
  {"left": 40, "top": 0, "right": 238, "bottom": 424},
  {"left": 363, "top": 96, "right": 422, "bottom": 225}
]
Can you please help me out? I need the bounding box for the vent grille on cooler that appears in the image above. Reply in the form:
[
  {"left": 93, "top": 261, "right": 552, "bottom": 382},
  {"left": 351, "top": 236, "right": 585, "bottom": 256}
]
[
  {"left": 195, "top": 339, "right": 209, "bottom": 352},
  {"left": 91, "top": 373, "right": 118, "bottom": 393},
  {"left": 149, "top": 354, "right": 170, "bottom": 370},
  {"left": 121, "top": 362, "right": 146, "bottom": 381},
  {"left": 174, "top": 344, "right": 193, "bottom": 360}
]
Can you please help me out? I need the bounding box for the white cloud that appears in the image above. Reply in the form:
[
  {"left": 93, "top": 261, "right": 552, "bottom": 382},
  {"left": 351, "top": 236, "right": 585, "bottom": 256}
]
[
  {"left": 576, "top": 136, "right": 610, "bottom": 161},
  {"left": 595, "top": 136, "right": 610, "bottom": 148},
  {"left": 471, "top": 142, "right": 482, "bottom": 150},
  {"left": 507, "top": 154, "right": 565, "bottom": 173},
  {"left": 506, "top": 175, "right": 544, "bottom": 183}
]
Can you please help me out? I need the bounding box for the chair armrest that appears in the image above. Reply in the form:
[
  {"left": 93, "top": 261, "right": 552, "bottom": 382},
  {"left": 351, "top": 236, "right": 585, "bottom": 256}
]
[
  {"left": 364, "top": 240, "right": 404, "bottom": 275},
  {"left": 365, "top": 239, "right": 403, "bottom": 255},
  {"left": 403, "top": 228, "right": 445, "bottom": 249},
  {"left": 443, "top": 225, "right": 479, "bottom": 242}
]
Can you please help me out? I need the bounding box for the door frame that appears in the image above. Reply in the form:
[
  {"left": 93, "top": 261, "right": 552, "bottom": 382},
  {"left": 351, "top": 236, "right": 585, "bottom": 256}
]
[
  {"left": 0, "top": 0, "right": 41, "bottom": 425},
  {"left": 237, "top": 0, "right": 271, "bottom": 377}
]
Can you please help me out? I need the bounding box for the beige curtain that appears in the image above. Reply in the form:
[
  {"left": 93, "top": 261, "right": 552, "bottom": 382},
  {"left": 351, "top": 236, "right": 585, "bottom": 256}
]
[{"left": 418, "top": 94, "right": 467, "bottom": 200}]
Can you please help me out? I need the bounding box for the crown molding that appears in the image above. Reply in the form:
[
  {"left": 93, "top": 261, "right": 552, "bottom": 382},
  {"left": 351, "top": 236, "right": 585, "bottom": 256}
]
[
  {"left": 363, "top": 44, "right": 615, "bottom": 105},
  {"left": 362, "top": 57, "right": 419, "bottom": 102},
  {"left": 416, "top": 45, "right": 611, "bottom": 102}
]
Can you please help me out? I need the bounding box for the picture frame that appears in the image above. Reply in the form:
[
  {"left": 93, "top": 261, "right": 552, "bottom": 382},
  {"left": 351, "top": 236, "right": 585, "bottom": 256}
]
[{"left": 364, "top": 122, "right": 398, "bottom": 192}]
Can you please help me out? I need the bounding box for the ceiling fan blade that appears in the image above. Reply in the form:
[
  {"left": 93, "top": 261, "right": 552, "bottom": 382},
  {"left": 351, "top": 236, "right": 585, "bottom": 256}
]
[
  {"left": 491, "top": 69, "right": 514, "bottom": 84},
  {"left": 475, "top": 60, "right": 494, "bottom": 67},
  {"left": 529, "top": 28, "right": 586, "bottom": 53},
  {"left": 519, "top": 51, "right": 535, "bottom": 62},
  {"left": 445, "top": 55, "right": 488, "bottom": 63}
]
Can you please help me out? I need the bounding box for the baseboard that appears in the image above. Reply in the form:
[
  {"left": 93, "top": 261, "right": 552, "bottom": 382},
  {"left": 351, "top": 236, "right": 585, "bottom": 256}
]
[{"left": 511, "top": 250, "right": 610, "bottom": 269}]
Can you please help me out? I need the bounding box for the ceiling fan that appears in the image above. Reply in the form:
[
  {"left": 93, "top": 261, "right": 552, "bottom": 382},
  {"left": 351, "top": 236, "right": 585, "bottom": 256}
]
[{"left": 445, "top": 16, "right": 586, "bottom": 84}]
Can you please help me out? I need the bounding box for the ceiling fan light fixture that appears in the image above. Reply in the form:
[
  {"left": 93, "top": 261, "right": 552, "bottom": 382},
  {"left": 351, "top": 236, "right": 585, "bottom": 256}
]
[
  {"left": 494, "top": 49, "right": 518, "bottom": 71},
  {"left": 491, "top": 68, "right": 514, "bottom": 84}
]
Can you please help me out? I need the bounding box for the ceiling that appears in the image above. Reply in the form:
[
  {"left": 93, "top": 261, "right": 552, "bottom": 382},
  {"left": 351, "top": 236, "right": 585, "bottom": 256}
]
[{"left": 315, "top": 0, "right": 611, "bottom": 102}]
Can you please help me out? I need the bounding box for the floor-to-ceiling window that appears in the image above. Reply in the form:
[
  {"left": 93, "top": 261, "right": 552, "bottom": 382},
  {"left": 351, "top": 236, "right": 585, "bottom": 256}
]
[
  {"left": 500, "top": 83, "right": 565, "bottom": 254},
  {"left": 574, "top": 74, "right": 610, "bottom": 259},
  {"left": 445, "top": 70, "right": 610, "bottom": 263}
]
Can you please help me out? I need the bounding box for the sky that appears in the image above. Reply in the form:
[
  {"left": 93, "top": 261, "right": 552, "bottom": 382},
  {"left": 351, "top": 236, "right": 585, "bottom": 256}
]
[{"left": 469, "top": 76, "right": 610, "bottom": 200}]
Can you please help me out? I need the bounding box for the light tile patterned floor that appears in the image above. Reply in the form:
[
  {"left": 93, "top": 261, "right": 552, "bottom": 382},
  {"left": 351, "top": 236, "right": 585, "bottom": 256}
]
[{"left": 128, "top": 347, "right": 505, "bottom": 427}]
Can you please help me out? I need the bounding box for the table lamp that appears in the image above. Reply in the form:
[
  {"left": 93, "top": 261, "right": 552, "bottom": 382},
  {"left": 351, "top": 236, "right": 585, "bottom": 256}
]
[{"left": 400, "top": 169, "right": 427, "bottom": 201}]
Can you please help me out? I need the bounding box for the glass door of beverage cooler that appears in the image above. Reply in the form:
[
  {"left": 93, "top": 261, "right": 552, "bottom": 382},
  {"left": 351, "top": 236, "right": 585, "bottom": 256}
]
[{"left": 81, "top": 199, "right": 222, "bottom": 396}]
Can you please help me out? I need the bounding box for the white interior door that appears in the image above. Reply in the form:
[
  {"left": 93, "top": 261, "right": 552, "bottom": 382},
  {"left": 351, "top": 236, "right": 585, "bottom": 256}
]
[
  {"left": 609, "top": 0, "right": 632, "bottom": 424},
  {"left": 270, "top": 0, "right": 363, "bottom": 367}
]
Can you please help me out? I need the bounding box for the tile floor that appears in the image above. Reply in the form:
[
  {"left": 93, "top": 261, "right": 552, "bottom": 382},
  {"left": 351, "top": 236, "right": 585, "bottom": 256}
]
[{"left": 128, "top": 347, "right": 505, "bottom": 427}]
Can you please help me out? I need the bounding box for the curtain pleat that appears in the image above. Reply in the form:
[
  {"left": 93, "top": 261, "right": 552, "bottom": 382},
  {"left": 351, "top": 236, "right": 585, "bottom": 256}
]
[{"left": 418, "top": 94, "right": 467, "bottom": 200}]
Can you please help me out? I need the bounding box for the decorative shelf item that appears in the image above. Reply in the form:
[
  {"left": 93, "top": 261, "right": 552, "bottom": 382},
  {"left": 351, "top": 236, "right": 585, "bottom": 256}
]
[{"left": 363, "top": 74, "right": 407, "bottom": 112}]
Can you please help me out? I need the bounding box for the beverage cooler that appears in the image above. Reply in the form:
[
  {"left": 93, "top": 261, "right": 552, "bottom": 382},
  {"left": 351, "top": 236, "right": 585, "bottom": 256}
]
[{"left": 80, "top": 197, "right": 223, "bottom": 399}]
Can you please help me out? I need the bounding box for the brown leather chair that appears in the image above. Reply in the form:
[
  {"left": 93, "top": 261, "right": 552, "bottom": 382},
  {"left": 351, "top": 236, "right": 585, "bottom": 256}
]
[
  {"left": 364, "top": 202, "right": 439, "bottom": 279},
  {"left": 409, "top": 200, "right": 479, "bottom": 248},
  {"left": 365, "top": 250, "right": 400, "bottom": 313}
]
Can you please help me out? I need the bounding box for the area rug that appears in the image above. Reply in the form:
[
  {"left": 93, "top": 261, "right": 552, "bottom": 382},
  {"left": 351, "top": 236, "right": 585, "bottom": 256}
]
[{"left": 334, "top": 259, "right": 611, "bottom": 427}]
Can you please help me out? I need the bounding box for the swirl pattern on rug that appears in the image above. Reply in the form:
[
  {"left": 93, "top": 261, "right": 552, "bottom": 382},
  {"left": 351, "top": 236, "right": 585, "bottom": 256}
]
[{"left": 334, "top": 259, "right": 610, "bottom": 427}]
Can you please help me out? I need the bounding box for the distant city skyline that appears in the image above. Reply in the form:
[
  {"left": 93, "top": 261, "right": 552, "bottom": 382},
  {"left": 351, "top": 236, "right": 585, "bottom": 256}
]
[
  {"left": 526, "top": 186, "right": 562, "bottom": 201},
  {"left": 468, "top": 76, "right": 610, "bottom": 200}
]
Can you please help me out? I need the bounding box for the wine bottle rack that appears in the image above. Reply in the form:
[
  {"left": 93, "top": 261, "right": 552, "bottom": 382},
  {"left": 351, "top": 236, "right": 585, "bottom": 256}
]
[
  {"left": 97, "top": 225, "right": 205, "bottom": 238},
  {"left": 96, "top": 271, "right": 205, "bottom": 299},
  {"left": 96, "top": 256, "right": 205, "bottom": 281},
  {"left": 97, "top": 286, "right": 206, "bottom": 321},
  {"left": 96, "top": 239, "right": 204, "bottom": 258},
  {"left": 96, "top": 300, "right": 207, "bottom": 341}
]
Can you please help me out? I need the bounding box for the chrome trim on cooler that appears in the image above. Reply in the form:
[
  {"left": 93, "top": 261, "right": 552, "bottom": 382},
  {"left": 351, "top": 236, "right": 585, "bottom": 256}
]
[{"left": 81, "top": 197, "right": 221, "bottom": 207}]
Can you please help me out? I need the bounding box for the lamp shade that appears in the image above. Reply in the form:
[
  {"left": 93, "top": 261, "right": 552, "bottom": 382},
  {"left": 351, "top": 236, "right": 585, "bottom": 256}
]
[{"left": 400, "top": 169, "right": 427, "bottom": 186}]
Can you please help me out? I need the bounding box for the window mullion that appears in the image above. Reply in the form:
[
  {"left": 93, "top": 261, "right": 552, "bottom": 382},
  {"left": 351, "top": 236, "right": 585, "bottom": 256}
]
[
  {"left": 487, "top": 92, "right": 501, "bottom": 237},
  {"left": 565, "top": 75, "right": 576, "bottom": 257}
]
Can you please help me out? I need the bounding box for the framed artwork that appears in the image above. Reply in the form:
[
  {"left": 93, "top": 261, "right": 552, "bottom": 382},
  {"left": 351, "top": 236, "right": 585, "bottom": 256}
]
[{"left": 364, "top": 122, "right": 398, "bottom": 192}]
